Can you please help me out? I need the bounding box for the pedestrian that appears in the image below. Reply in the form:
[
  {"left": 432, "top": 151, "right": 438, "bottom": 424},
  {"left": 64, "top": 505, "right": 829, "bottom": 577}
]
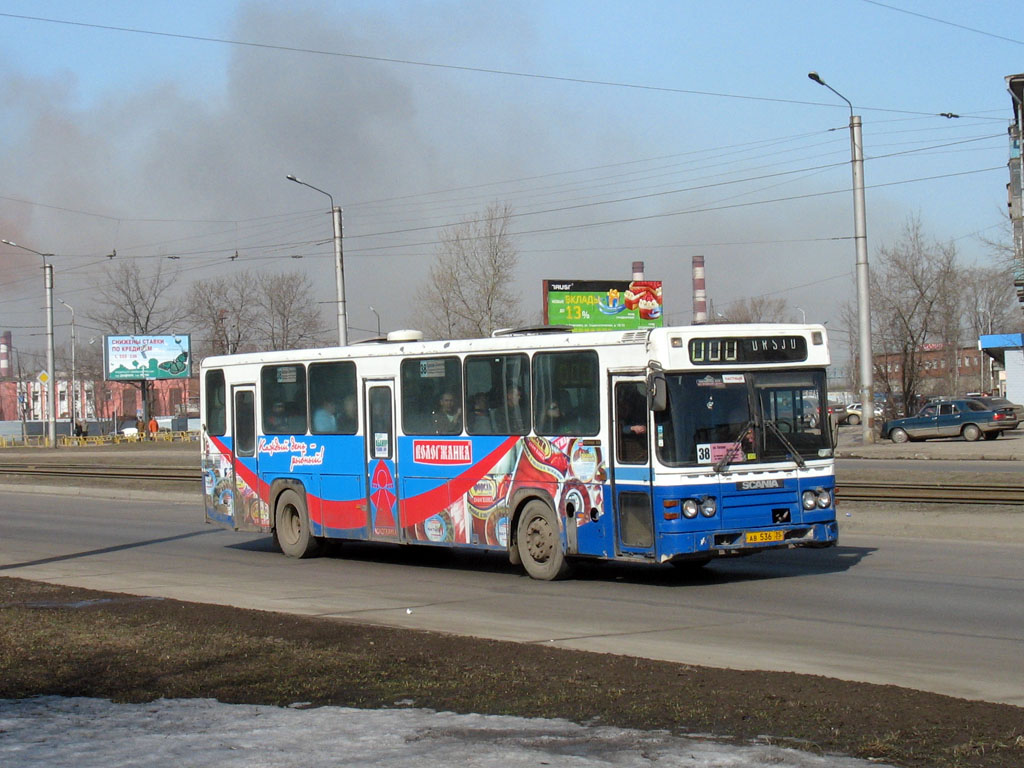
[{"left": 148, "top": 416, "right": 158, "bottom": 440}]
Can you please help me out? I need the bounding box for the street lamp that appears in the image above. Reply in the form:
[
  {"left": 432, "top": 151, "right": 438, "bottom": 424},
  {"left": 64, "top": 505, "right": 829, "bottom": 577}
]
[
  {"left": 369, "top": 305, "right": 382, "bottom": 337},
  {"left": 1, "top": 238, "right": 57, "bottom": 448},
  {"left": 808, "top": 72, "right": 875, "bottom": 443},
  {"left": 285, "top": 175, "right": 348, "bottom": 346},
  {"left": 59, "top": 299, "right": 76, "bottom": 432}
]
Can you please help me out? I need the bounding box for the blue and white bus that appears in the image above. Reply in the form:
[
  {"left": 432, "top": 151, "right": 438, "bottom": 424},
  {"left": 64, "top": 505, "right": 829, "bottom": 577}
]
[{"left": 200, "top": 324, "right": 838, "bottom": 580}]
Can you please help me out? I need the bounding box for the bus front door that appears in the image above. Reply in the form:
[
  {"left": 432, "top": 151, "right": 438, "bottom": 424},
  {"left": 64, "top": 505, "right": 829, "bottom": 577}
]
[
  {"left": 363, "top": 381, "right": 401, "bottom": 542},
  {"left": 229, "top": 385, "right": 265, "bottom": 531},
  {"left": 609, "top": 377, "right": 655, "bottom": 558}
]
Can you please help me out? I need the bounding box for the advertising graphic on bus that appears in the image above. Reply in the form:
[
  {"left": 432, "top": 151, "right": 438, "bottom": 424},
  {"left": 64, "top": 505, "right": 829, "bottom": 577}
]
[{"left": 201, "top": 324, "right": 838, "bottom": 580}]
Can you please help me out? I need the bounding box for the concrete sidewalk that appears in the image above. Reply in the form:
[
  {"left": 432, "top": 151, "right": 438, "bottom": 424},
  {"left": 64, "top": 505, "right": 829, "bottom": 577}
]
[{"left": 835, "top": 424, "right": 1024, "bottom": 462}]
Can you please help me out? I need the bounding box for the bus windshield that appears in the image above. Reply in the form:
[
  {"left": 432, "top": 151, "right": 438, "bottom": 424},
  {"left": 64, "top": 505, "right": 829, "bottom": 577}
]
[{"left": 654, "top": 369, "right": 832, "bottom": 467}]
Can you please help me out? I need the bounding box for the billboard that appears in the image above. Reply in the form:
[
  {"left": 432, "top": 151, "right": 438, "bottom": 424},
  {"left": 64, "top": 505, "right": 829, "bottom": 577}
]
[
  {"left": 543, "top": 279, "right": 664, "bottom": 332},
  {"left": 104, "top": 334, "right": 192, "bottom": 381}
]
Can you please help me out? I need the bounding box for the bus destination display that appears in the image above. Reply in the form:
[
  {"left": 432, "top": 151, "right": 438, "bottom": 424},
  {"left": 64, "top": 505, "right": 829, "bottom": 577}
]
[{"left": 688, "top": 335, "right": 807, "bottom": 365}]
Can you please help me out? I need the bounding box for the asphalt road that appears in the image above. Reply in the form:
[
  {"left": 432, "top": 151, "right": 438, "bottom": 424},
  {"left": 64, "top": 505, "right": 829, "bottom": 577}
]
[{"left": 1, "top": 488, "right": 1021, "bottom": 707}]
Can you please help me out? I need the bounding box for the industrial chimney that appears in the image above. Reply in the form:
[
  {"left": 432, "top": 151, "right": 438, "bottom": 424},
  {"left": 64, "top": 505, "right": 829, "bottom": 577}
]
[
  {"left": 692, "top": 255, "right": 708, "bottom": 324},
  {"left": 0, "top": 331, "right": 10, "bottom": 378}
]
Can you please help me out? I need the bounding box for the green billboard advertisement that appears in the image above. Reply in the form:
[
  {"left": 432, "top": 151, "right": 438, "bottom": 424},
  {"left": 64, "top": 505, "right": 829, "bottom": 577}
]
[
  {"left": 104, "top": 334, "right": 192, "bottom": 381},
  {"left": 544, "top": 279, "right": 664, "bottom": 331}
]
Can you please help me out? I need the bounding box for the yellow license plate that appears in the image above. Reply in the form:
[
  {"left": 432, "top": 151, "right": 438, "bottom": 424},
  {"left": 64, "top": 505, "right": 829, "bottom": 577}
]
[{"left": 745, "top": 530, "right": 785, "bottom": 544}]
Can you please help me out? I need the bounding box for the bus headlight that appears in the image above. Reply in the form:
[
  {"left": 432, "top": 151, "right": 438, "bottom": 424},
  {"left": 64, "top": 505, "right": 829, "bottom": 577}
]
[
  {"left": 682, "top": 499, "right": 699, "bottom": 518},
  {"left": 700, "top": 496, "right": 717, "bottom": 517},
  {"left": 802, "top": 490, "right": 818, "bottom": 510},
  {"left": 817, "top": 489, "right": 832, "bottom": 508}
]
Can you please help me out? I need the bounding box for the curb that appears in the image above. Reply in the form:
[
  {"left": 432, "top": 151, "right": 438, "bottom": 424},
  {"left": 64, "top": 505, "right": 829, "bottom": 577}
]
[
  {"left": 0, "top": 483, "right": 198, "bottom": 504},
  {"left": 836, "top": 451, "right": 1024, "bottom": 461}
]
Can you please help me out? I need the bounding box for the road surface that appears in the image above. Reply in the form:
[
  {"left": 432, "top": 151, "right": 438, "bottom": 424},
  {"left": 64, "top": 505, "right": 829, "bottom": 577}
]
[{"left": 1, "top": 488, "right": 1020, "bottom": 706}]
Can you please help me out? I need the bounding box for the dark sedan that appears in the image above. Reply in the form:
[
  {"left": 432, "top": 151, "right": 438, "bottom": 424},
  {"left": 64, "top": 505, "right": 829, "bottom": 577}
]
[
  {"left": 969, "top": 396, "right": 1022, "bottom": 428},
  {"left": 881, "top": 399, "right": 1013, "bottom": 443}
]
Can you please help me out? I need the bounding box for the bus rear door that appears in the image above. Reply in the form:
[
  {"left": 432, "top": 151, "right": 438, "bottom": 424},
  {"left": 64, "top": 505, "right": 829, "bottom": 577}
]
[
  {"left": 610, "top": 377, "right": 655, "bottom": 559},
  {"left": 364, "top": 381, "right": 401, "bottom": 542},
  {"left": 229, "top": 384, "right": 264, "bottom": 531}
]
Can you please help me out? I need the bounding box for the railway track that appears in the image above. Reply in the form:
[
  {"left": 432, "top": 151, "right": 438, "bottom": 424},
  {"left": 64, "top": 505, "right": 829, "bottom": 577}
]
[{"left": 0, "top": 464, "right": 1020, "bottom": 505}]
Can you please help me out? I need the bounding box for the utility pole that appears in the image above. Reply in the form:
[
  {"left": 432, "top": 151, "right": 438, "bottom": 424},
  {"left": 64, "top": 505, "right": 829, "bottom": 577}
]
[
  {"left": 286, "top": 175, "right": 348, "bottom": 346},
  {"left": 2, "top": 239, "right": 58, "bottom": 447},
  {"left": 808, "top": 73, "right": 875, "bottom": 442}
]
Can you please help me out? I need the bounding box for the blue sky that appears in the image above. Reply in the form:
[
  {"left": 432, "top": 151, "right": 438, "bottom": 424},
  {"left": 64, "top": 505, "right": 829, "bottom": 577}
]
[{"left": 1, "top": 1, "right": 1021, "bottom": 366}]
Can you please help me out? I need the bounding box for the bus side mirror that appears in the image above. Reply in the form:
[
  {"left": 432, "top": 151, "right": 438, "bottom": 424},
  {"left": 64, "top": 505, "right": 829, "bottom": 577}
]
[{"left": 648, "top": 372, "right": 667, "bottom": 412}]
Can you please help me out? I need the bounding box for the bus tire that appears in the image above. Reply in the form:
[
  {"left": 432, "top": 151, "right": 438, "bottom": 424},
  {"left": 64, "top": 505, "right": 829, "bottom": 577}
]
[
  {"left": 274, "top": 488, "right": 322, "bottom": 559},
  {"left": 516, "top": 500, "right": 570, "bottom": 581}
]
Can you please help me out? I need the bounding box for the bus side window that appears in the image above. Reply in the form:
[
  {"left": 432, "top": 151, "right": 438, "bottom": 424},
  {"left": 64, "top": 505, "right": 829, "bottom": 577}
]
[
  {"left": 465, "top": 353, "right": 529, "bottom": 435},
  {"left": 400, "top": 357, "right": 463, "bottom": 435},
  {"left": 309, "top": 361, "right": 357, "bottom": 434},
  {"left": 261, "top": 364, "right": 308, "bottom": 435},
  {"left": 205, "top": 369, "right": 226, "bottom": 436},
  {"left": 533, "top": 351, "right": 599, "bottom": 436}
]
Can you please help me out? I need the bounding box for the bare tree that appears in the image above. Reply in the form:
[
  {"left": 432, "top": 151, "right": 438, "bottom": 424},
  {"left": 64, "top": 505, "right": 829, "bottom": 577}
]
[
  {"left": 187, "top": 270, "right": 261, "bottom": 357},
  {"left": 713, "top": 295, "right": 789, "bottom": 324},
  {"left": 87, "top": 259, "right": 191, "bottom": 425},
  {"left": 414, "top": 202, "right": 523, "bottom": 339},
  {"left": 962, "top": 265, "right": 1020, "bottom": 392},
  {"left": 89, "top": 260, "right": 189, "bottom": 334},
  {"left": 251, "top": 270, "right": 327, "bottom": 351},
  {"left": 187, "top": 269, "right": 326, "bottom": 355},
  {"left": 870, "top": 217, "right": 959, "bottom": 413}
]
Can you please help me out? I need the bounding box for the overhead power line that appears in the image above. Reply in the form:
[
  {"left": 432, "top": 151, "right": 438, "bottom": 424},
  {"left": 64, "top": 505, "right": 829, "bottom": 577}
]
[
  {"left": 859, "top": 0, "right": 1024, "bottom": 46},
  {"left": 0, "top": 11, "right": 971, "bottom": 116}
]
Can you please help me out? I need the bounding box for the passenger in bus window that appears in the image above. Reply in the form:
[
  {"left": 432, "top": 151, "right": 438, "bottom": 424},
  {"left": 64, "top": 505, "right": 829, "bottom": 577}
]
[
  {"left": 432, "top": 391, "right": 462, "bottom": 434},
  {"left": 469, "top": 393, "right": 493, "bottom": 433},
  {"left": 537, "top": 400, "right": 563, "bottom": 434},
  {"left": 493, "top": 385, "right": 527, "bottom": 434},
  {"left": 312, "top": 400, "right": 338, "bottom": 433},
  {"left": 338, "top": 395, "right": 358, "bottom": 433},
  {"left": 266, "top": 402, "right": 288, "bottom": 433}
]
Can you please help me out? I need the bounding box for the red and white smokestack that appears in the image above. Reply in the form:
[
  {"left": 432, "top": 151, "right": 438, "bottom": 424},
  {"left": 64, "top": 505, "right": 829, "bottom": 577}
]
[
  {"left": 0, "top": 331, "right": 10, "bottom": 378},
  {"left": 632, "top": 261, "right": 645, "bottom": 281},
  {"left": 692, "top": 255, "right": 708, "bottom": 324}
]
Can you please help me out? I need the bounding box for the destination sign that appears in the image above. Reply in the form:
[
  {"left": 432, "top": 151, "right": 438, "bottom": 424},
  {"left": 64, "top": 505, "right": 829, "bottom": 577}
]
[{"left": 687, "top": 335, "right": 807, "bottom": 365}]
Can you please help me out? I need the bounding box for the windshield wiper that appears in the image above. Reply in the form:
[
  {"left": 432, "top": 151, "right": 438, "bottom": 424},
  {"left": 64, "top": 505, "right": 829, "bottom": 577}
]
[
  {"left": 763, "top": 419, "right": 806, "bottom": 468},
  {"left": 713, "top": 418, "right": 756, "bottom": 473}
]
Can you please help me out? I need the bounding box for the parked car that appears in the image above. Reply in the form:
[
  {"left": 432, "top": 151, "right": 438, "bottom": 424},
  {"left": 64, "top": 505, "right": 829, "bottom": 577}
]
[
  {"left": 845, "top": 402, "right": 883, "bottom": 426},
  {"left": 968, "top": 396, "right": 1023, "bottom": 428},
  {"left": 802, "top": 398, "right": 848, "bottom": 428},
  {"left": 881, "top": 399, "right": 1014, "bottom": 443}
]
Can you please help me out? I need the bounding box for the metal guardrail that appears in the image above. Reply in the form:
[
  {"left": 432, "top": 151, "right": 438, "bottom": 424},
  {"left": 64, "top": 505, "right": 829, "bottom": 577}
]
[
  {"left": 0, "top": 432, "right": 199, "bottom": 448},
  {"left": 0, "top": 465, "right": 1019, "bottom": 505}
]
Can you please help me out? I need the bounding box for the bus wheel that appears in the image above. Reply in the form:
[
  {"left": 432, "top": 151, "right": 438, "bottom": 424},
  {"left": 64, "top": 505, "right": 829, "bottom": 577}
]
[
  {"left": 274, "top": 488, "right": 322, "bottom": 558},
  {"left": 516, "top": 501, "right": 570, "bottom": 581}
]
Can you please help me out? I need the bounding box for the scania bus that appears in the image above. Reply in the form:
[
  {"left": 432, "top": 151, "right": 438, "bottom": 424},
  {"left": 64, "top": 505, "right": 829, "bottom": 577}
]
[{"left": 201, "top": 324, "right": 838, "bottom": 580}]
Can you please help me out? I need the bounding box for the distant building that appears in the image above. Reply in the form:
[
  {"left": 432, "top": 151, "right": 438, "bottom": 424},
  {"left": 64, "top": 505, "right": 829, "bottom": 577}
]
[{"left": 0, "top": 375, "right": 197, "bottom": 425}]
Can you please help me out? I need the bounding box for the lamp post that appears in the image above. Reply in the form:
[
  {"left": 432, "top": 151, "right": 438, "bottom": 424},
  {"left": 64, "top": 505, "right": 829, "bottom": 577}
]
[
  {"left": 1, "top": 238, "right": 57, "bottom": 447},
  {"left": 59, "top": 299, "right": 76, "bottom": 431},
  {"left": 285, "top": 175, "right": 348, "bottom": 346},
  {"left": 369, "top": 305, "right": 382, "bottom": 337},
  {"left": 808, "top": 72, "right": 875, "bottom": 443}
]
